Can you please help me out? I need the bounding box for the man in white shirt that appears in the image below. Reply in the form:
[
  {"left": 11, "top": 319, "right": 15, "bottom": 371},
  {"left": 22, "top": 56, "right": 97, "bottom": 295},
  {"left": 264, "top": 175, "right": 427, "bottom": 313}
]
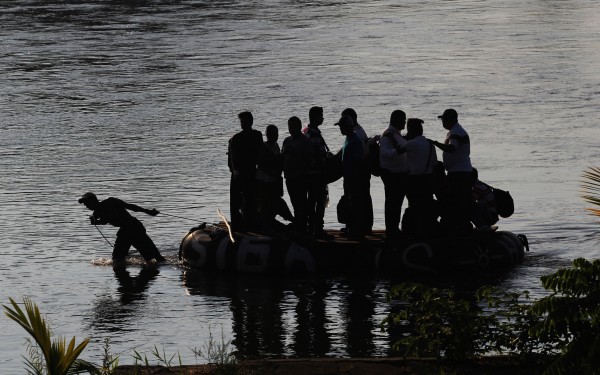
[
  {"left": 432, "top": 108, "right": 474, "bottom": 233},
  {"left": 378, "top": 110, "right": 408, "bottom": 238},
  {"left": 402, "top": 118, "right": 438, "bottom": 236}
]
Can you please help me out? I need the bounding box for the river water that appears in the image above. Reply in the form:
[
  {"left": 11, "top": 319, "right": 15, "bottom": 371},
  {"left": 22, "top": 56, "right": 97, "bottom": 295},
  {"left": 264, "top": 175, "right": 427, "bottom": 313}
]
[{"left": 1, "top": 0, "right": 599, "bottom": 372}]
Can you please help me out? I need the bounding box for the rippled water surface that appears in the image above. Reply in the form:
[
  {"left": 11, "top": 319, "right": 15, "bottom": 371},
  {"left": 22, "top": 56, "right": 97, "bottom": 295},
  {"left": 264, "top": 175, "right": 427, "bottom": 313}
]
[{"left": 1, "top": 0, "right": 600, "bottom": 372}]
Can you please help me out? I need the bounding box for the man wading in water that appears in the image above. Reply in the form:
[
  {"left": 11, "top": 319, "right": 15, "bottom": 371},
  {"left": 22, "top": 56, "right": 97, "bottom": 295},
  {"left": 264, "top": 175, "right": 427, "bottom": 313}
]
[{"left": 79, "top": 192, "right": 166, "bottom": 265}]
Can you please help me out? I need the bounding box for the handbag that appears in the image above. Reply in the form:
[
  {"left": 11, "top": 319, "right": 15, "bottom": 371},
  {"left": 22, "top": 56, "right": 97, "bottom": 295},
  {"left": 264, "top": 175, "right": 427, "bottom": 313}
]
[{"left": 337, "top": 194, "right": 349, "bottom": 224}]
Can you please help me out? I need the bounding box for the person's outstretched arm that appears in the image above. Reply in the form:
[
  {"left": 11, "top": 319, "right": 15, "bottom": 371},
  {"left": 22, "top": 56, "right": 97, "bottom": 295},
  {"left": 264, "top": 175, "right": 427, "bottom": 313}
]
[{"left": 123, "top": 201, "right": 159, "bottom": 216}]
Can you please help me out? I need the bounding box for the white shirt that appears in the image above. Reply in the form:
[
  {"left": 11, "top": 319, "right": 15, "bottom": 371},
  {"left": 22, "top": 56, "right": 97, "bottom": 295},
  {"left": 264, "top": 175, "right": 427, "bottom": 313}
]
[
  {"left": 379, "top": 125, "right": 408, "bottom": 173},
  {"left": 405, "top": 135, "right": 438, "bottom": 175},
  {"left": 443, "top": 122, "right": 472, "bottom": 172}
]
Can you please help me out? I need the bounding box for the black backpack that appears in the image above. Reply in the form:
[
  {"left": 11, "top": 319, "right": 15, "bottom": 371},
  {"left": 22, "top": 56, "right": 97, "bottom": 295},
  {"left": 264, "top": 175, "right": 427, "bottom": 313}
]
[
  {"left": 366, "top": 135, "right": 381, "bottom": 177},
  {"left": 493, "top": 188, "right": 514, "bottom": 218}
]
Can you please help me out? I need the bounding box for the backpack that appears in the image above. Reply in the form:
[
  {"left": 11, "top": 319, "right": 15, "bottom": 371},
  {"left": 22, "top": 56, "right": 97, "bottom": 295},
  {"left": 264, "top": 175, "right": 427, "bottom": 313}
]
[
  {"left": 493, "top": 188, "right": 514, "bottom": 218},
  {"left": 366, "top": 135, "right": 381, "bottom": 176}
]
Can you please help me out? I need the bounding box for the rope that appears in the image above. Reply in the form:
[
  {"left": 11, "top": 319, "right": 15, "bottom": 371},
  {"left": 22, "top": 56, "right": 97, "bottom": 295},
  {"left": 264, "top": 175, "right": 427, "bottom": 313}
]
[
  {"left": 94, "top": 224, "right": 114, "bottom": 248},
  {"left": 158, "top": 211, "right": 206, "bottom": 223},
  {"left": 217, "top": 209, "right": 235, "bottom": 243}
]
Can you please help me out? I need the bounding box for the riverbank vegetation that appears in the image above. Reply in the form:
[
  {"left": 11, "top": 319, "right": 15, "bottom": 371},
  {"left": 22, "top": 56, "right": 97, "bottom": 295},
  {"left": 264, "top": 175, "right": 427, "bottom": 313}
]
[{"left": 382, "top": 257, "right": 600, "bottom": 375}]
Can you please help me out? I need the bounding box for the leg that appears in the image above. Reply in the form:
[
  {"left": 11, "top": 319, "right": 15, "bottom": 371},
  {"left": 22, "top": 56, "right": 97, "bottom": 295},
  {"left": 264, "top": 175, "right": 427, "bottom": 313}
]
[
  {"left": 230, "top": 174, "right": 244, "bottom": 232},
  {"left": 447, "top": 172, "right": 475, "bottom": 233},
  {"left": 407, "top": 175, "right": 435, "bottom": 236},
  {"left": 344, "top": 177, "right": 362, "bottom": 236},
  {"left": 381, "top": 171, "right": 405, "bottom": 237},
  {"left": 286, "top": 178, "right": 308, "bottom": 232},
  {"left": 275, "top": 197, "right": 294, "bottom": 222},
  {"left": 113, "top": 229, "right": 132, "bottom": 261},
  {"left": 131, "top": 228, "right": 164, "bottom": 262},
  {"left": 240, "top": 175, "right": 259, "bottom": 231},
  {"left": 363, "top": 174, "right": 373, "bottom": 233},
  {"left": 355, "top": 174, "right": 373, "bottom": 235},
  {"left": 307, "top": 175, "right": 327, "bottom": 234}
]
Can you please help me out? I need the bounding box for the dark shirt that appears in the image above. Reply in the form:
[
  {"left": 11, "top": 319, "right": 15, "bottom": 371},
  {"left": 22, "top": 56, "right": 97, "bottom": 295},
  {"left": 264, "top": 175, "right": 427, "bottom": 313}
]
[
  {"left": 282, "top": 134, "right": 312, "bottom": 180},
  {"left": 342, "top": 132, "right": 364, "bottom": 178},
  {"left": 303, "top": 126, "right": 329, "bottom": 174},
  {"left": 228, "top": 129, "right": 264, "bottom": 177},
  {"left": 257, "top": 141, "right": 283, "bottom": 179},
  {"left": 92, "top": 197, "right": 140, "bottom": 228}
]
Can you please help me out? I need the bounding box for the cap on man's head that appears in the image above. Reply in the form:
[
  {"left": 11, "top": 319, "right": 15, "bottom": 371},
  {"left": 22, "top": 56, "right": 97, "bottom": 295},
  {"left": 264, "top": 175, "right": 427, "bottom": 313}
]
[
  {"left": 341, "top": 108, "right": 357, "bottom": 121},
  {"left": 438, "top": 108, "right": 458, "bottom": 121},
  {"left": 334, "top": 115, "right": 354, "bottom": 129},
  {"left": 78, "top": 192, "right": 97, "bottom": 204}
]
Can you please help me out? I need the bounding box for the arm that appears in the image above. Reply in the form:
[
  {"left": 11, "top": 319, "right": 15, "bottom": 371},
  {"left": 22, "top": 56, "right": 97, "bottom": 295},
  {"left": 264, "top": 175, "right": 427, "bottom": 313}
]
[
  {"left": 122, "top": 200, "right": 159, "bottom": 216},
  {"left": 432, "top": 140, "right": 456, "bottom": 153},
  {"left": 380, "top": 132, "right": 406, "bottom": 157}
]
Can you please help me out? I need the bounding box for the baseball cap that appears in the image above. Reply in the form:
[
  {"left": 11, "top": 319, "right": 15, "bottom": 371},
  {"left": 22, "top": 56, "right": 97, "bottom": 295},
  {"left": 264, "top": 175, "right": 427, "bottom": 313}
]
[
  {"left": 334, "top": 115, "right": 353, "bottom": 128},
  {"left": 78, "top": 192, "right": 97, "bottom": 204},
  {"left": 438, "top": 108, "right": 458, "bottom": 120}
]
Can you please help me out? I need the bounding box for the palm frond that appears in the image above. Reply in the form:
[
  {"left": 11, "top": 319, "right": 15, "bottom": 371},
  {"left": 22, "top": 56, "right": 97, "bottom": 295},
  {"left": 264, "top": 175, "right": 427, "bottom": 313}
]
[
  {"left": 3, "top": 297, "right": 93, "bottom": 375},
  {"left": 582, "top": 166, "right": 600, "bottom": 218}
]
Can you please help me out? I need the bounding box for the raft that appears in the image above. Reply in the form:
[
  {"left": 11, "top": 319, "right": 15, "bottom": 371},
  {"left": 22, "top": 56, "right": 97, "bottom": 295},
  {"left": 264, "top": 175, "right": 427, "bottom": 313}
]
[{"left": 179, "top": 223, "right": 529, "bottom": 277}]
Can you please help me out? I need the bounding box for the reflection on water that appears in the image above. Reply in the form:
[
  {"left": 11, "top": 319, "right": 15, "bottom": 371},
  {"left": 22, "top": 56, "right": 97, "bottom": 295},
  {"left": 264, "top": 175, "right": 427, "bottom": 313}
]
[
  {"left": 181, "top": 271, "right": 391, "bottom": 358},
  {"left": 88, "top": 265, "right": 160, "bottom": 333},
  {"left": 176, "top": 266, "right": 540, "bottom": 360}
]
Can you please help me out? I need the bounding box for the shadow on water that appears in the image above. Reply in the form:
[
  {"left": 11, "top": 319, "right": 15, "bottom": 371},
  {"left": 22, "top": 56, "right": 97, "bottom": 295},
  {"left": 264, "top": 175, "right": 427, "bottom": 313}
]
[{"left": 87, "top": 265, "right": 160, "bottom": 333}]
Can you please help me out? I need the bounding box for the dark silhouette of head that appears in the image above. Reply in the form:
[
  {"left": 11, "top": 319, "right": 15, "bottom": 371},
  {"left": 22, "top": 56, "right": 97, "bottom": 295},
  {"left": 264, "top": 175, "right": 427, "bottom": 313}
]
[
  {"left": 341, "top": 108, "right": 358, "bottom": 126},
  {"left": 78, "top": 192, "right": 99, "bottom": 210},
  {"left": 438, "top": 108, "right": 458, "bottom": 130},
  {"left": 336, "top": 115, "right": 354, "bottom": 136},
  {"left": 390, "top": 110, "right": 406, "bottom": 130},
  {"left": 288, "top": 116, "right": 302, "bottom": 136},
  {"left": 308, "top": 106, "right": 323, "bottom": 127},
  {"left": 406, "top": 118, "right": 424, "bottom": 140},
  {"left": 266, "top": 124, "right": 278, "bottom": 143},
  {"left": 238, "top": 111, "right": 254, "bottom": 131}
]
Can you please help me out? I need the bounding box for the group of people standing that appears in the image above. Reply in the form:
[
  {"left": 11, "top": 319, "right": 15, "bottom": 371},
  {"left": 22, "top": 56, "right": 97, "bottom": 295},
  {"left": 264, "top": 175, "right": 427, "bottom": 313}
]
[
  {"left": 228, "top": 107, "right": 336, "bottom": 239},
  {"left": 75, "top": 106, "right": 487, "bottom": 266},
  {"left": 228, "top": 106, "right": 487, "bottom": 240}
]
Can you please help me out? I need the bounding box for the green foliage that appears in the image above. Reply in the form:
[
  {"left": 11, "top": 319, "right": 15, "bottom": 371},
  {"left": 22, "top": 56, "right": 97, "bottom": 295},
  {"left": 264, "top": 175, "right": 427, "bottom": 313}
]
[
  {"left": 582, "top": 166, "right": 600, "bottom": 217},
  {"left": 3, "top": 297, "right": 97, "bottom": 375},
  {"left": 529, "top": 258, "right": 600, "bottom": 375},
  {"left": 132, "top": 345, "right": 181, "bottom": 368},
  {"left": 191, "top": 326, "right": 243, "bottom": 375},
  {"left": 475, "top": 287, "right": 544, "bottom": 357},
  {"left": 384, "top": 258, "right": 600, "bottom": 375},
  {"left": 97, "top": 338, "right": 119, "bottom": 375},
  {"left": 382, "top": 283, "right": 503, "bottom": 361}
]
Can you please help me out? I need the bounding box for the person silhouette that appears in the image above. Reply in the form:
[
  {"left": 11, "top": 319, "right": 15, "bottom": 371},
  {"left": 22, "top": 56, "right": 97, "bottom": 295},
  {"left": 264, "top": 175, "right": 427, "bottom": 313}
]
[
  {"left": 283, "top": 116, "right": 312, "bottom": 233},
  {"left": 228, "top": 111, "right": 264, "bottom": 232},
  {"left": 378, "top": 110, "right": 408, "bottom": 238},
  {"left": 336, "top": 115, "right": 370, "bottom": 237},
  {"left": 340, "top": 108, "right": 373, "bottom": 233},
  {"left": 256, "top": 124, "right": 294, "bottom": 232},
  {"left": 431, "top": 108, "right": 474, "bottom": 233},
  {"left": 78, "top": 192, "right": 165, "bottom": 265},
  {"left": 303, "top": 106, "right": 333, "bottom": 239}
]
